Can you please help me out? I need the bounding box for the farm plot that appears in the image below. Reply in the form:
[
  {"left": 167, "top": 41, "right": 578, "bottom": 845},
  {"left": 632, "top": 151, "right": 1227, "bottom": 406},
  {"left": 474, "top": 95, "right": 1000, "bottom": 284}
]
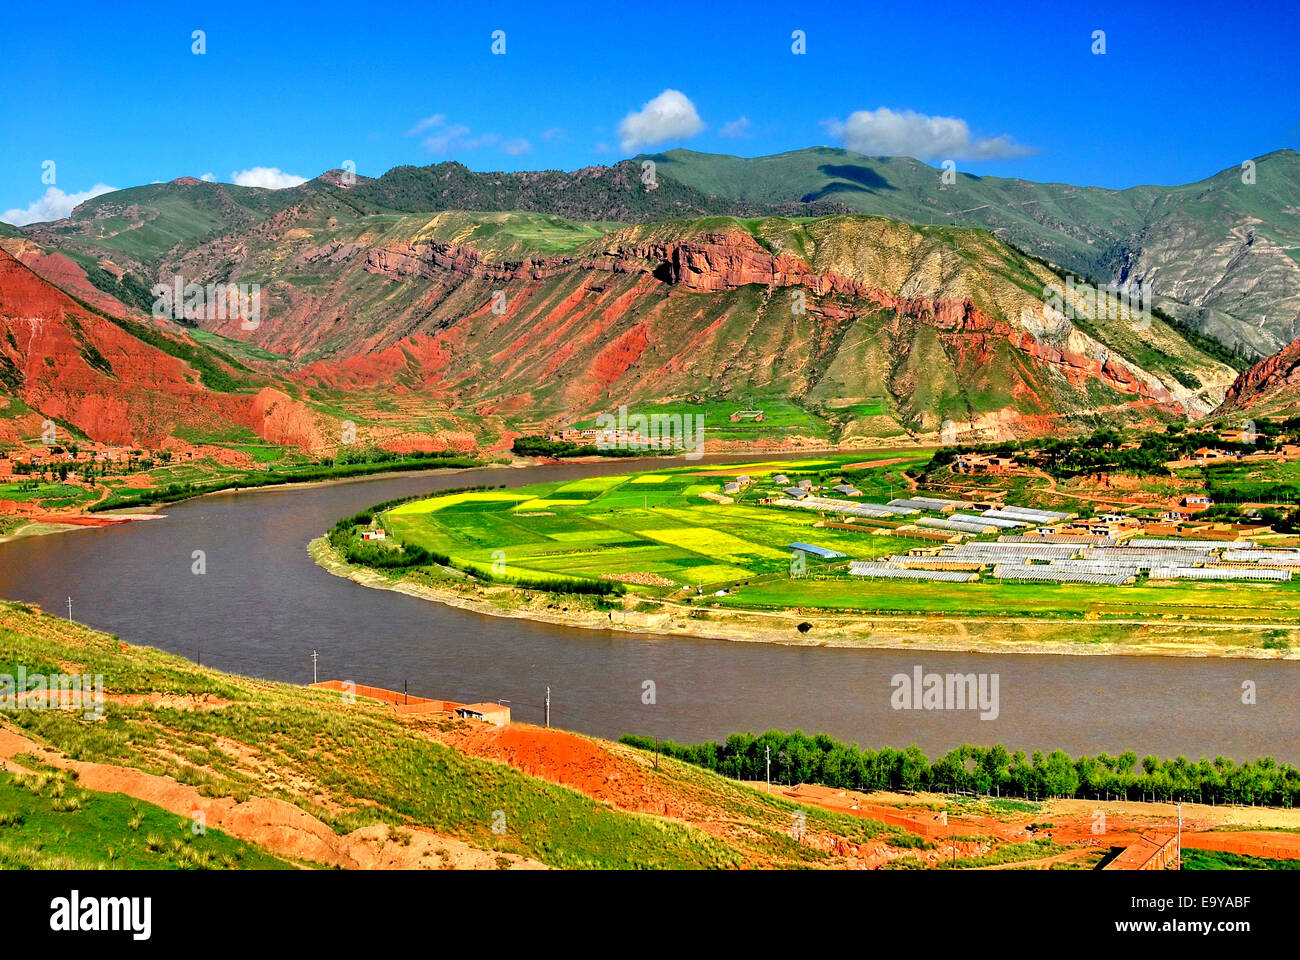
[{"left": 380, "top": 457, "right": 892, "bottom": 592}]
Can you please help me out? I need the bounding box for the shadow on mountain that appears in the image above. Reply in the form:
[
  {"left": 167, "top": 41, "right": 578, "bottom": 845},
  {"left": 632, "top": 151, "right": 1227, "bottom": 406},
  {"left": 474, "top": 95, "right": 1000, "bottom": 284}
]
[{"left": 819, "top": 164, "right": 895, "bottom": 190}]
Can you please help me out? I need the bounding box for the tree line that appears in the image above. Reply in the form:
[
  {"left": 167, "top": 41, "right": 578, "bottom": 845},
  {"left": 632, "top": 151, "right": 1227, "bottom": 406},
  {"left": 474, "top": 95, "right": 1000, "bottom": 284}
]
[
  {"left": 620, "top": 731, "right": 1300, "bottom": 807},
  {"left": 90, "top": 452, "right": 479, "bottom": 511},
  {"left": 928, "top": 424, "right": 1299, "bottom": 481}
]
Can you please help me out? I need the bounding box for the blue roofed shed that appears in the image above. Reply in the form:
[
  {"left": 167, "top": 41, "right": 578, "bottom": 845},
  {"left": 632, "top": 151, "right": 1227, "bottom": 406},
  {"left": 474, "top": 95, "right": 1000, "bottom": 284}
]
[{"left": 788, "top": 542, "right": 847, "bottom": 560}]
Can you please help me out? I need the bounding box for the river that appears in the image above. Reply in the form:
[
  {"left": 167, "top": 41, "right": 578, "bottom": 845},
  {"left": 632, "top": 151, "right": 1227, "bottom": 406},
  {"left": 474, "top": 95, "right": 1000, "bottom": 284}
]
[{"left": 1, "top": 456, "right": 1296, "bottom": 763}]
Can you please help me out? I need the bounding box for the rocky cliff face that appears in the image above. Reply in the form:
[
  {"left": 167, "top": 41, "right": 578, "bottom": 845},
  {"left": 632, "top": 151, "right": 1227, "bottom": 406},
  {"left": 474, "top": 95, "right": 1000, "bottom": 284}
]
[
  {"left": 1219, "top": 337, "right": 1300, "bottom": 414},
  {"left": 0, "top": 249, "right": 343, "bottom": 449},
  {"left": 4, "top": 197, "right": 1242, "bottom": 453},
  {"left": 372, "top": 228, "right": 1197, "bottom": 409}
]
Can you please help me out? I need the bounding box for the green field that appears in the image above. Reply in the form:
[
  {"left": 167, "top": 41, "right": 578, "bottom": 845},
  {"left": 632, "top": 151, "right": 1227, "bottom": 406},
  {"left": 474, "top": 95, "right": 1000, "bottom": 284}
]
[
  {"left": 0, "top": 482, "right": 98, "bottom": 509},
  {"left": 713, "top": 575, "right": 1300, "bottom": 625},
  {"left": 384, "top": 454, "right": 920, "bottom": 592},
  {"left": 1182, "top": 849, "right": 1300, "bottom": 870},
  {"left": 374, "top": 455, "right": 1300, "bottom": 638}
]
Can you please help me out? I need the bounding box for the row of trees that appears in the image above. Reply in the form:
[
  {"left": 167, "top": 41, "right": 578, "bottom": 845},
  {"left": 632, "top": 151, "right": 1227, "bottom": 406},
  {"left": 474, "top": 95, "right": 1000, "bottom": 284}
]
[
  {"left": 90, "top": 452, "right": 479, "bottom": 511},
  {"left": 511, "top": 435, "right": 640, "bottom": 459},
  {"left": 620, "top": 731, "right": 1300, "bottom": 807},
  {"left": 928, "top": 425, "right": 1296, "bottom": 481}
]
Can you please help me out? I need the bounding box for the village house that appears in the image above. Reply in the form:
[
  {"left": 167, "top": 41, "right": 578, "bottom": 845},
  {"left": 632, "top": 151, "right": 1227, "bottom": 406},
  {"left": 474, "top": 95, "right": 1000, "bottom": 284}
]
[
  {"left": 1191, "top": 447, "right": 1235, "bottom": 463},
  {"left": 454, "top": 702, "right": 511, "bottom": 725},
  {"left": 954, "top": 454, "right": 1016, "bottom": 475}
]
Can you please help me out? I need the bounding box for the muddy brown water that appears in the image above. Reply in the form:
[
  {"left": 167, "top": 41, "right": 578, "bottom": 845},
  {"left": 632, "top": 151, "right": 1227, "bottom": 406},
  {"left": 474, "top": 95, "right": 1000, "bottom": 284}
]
[{"left": 1, "top": 455, "right": 1296, "bottom": 763}]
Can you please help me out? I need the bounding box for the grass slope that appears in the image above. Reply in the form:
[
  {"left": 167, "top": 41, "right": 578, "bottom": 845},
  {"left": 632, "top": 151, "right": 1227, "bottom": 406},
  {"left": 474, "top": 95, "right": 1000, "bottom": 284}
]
[{"left": 0, "top": 601, "right": 909, "bottom": 869}]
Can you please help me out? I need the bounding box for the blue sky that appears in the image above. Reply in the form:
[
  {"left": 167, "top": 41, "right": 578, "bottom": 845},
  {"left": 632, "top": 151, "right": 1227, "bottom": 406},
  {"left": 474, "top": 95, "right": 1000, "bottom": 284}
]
[{"left": 2, "top": 0, "right": 1297, "bottom": 223}]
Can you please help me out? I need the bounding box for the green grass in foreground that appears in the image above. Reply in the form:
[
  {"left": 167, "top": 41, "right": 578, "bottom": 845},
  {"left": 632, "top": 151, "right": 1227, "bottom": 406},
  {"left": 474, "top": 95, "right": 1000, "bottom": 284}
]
[
  {"left": 886, "top": 839, "right": 1065, "bottom": 869},
  {"left": 0, "top": 601, "right": 835, "bottom": 869},
  {"left": 0, "top": 767, "right": 290, "bottom": 869},
  {"left": 1183, "top": 848, "right": 1300, "bottom": 870}
]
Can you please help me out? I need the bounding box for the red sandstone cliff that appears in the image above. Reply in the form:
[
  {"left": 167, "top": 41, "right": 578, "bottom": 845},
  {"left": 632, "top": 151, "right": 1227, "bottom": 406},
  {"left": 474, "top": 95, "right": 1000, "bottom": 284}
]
[{"left": 1220, "top": 337, "right": 1300, "bottom": 411}]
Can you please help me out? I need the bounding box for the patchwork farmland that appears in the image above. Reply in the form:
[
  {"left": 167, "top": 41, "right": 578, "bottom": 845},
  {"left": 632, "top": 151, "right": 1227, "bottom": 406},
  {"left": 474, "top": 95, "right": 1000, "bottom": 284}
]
[
  {"left": 369, "top": 453, "right": 1300, "bottom": 648},
  {"left": 385, "top": 455, "right": 918, "bottom": 594}
]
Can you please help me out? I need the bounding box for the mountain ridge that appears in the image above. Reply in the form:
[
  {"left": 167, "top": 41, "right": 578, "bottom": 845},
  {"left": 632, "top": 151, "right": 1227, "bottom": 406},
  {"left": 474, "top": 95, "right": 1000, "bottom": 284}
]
[{"left": 20, "top": 146, "right": 1296, "bottom": 358}]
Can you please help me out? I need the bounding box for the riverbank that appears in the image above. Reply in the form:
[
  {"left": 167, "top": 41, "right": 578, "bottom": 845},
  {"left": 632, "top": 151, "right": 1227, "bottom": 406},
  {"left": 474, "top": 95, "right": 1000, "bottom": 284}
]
[
  {"left": 0, "top": 509, "right": 164, "bottom": 545},
  {"left": 0, "top": 446, "right": 840, "bottom": 544},
  {"left": 0, "top": 459, "right": 517, "bottom": 545},
  {"left": 308, "top": 537, "right": 1300, "bottom": 660}
]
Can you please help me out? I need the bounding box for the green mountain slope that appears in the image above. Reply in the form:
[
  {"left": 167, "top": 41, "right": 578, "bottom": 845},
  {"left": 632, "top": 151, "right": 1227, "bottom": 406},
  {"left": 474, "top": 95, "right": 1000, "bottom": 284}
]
[
  {"left": 24, "top": 149, "right": 1297, "bottom": 358},
  {"left": 646, "top": 147, "right": 1300, "bottom": 355},
  {"left": 162, "top": 204, "right": 1235, "bottom": 444}
]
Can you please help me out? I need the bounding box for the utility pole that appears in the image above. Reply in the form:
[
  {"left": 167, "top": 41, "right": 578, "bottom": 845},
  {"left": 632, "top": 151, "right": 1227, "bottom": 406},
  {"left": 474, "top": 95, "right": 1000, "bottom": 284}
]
[
  {"left": 311, "top": 650, "right": 318, "bottom": 684},
  {"left": 66, "top": 596, "right": 73, "bottom": 622},
  {"left": 403, "top": 680, "right": 408, "bottom": 705},
  {"left": 765, "top": 745, "right": 771, "bottom": 793},
  {"left": 544, "top": 686, "right": 551, "bottom": 728},
  {"left": 1177, "top": 802, "right": 1182, "bottom": 870}
]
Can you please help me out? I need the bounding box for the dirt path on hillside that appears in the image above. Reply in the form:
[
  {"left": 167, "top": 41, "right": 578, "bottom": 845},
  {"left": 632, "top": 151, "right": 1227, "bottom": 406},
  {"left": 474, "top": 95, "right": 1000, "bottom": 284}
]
[
  {"left": 0, "top": 724, "right": 545, "bottom": 870},
  {"left": 1028, "top": 467, "right": 1152, "bottom": 508},
  {"left": 779, "top": 788, "right": 1300, "bottom": 863},
  {"left": 980, "top": 848, "right": 1098, "bottom": 869}
]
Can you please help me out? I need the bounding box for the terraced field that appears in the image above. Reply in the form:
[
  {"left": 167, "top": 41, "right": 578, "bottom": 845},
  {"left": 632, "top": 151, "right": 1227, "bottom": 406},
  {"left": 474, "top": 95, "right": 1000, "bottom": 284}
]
[
  {"left": 375, "top": 453, "right": 1300, "bottom": 648},
  {"left": 384, "top": 454, "right": 919, "bottom": 593}
]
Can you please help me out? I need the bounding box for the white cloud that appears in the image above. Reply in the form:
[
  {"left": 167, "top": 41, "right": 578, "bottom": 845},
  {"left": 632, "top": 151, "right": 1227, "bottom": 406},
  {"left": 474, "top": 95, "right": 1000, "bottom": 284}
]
[
  {"left": 406, "top": 114, "right": 446, "bottom": 137},
  {"left": 827, "top": 107, "right": 1034, "bottom": 161},
  {"left": 424, "top": 124, "right": 488, "bottom": 153},
  {"left": 618, "top": 89, "right": 704, "bottom": 152},
  {"left": 719, "top": 116, "right": 751, "bottom": 138},
  {"left": 541, "top": 127, "right": 565, "bottom": 142},
  {"left": 199, "top": 172, "right": 217, "bottom": 182},
  {"left": 230, "top": 167, "right": 308, "bottom": 189},
  {"left": 1, "top": 183, "right": 117, "bottom": 226},
  {"left": 407, "top": 115, "right": 531, "bottom": 156}
]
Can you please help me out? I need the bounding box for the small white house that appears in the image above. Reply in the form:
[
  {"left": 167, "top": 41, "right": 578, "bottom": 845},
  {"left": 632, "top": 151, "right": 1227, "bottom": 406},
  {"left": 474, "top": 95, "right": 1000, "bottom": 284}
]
[{"left": 362, "top": 530, "right": 387, "bottom": 541}]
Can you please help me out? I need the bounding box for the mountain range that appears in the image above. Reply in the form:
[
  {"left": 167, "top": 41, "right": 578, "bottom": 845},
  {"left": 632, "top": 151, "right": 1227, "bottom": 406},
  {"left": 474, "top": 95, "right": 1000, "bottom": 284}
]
[{"left": 1, "top": 147, "right": 1297, "bottom": 456}]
